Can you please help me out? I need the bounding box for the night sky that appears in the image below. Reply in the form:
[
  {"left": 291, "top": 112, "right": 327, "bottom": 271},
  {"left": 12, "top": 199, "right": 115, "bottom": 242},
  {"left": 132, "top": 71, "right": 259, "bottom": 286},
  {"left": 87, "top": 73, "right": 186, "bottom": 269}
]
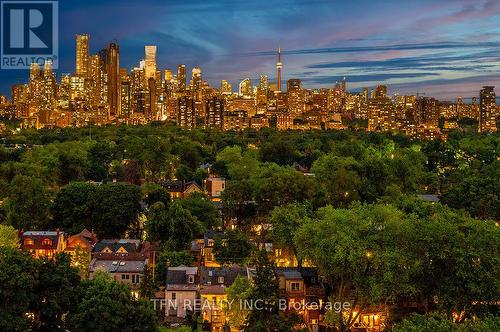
[{"left": 2, "top": 0, "right": 500, "bottom": 100}]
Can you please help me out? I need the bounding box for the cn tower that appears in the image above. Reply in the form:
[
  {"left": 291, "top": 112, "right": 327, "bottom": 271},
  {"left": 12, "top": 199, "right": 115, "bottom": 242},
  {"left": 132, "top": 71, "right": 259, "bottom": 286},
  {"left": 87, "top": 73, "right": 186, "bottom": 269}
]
[{"left": 276, "top": 47, "right": 282, "bottom": 93}]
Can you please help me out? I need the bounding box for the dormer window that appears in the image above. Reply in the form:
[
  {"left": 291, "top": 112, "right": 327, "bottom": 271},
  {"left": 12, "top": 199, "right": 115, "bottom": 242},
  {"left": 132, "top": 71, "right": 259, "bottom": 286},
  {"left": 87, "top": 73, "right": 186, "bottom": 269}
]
[
  {"left": 188, "top": 275, "right": 195, "bottom": 284},
  {"left": 24, "top": 238, "right": 34, "bottom": 246},
  {"left": 42, "top": 238, "right": 52, "bottom": 246}
]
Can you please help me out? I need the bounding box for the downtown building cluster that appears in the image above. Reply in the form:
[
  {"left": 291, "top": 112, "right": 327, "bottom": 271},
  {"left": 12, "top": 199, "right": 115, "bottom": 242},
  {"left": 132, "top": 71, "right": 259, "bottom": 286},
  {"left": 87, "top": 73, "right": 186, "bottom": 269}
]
[{"left": 1, "top": 34, "right": 498, "bottom": 138}]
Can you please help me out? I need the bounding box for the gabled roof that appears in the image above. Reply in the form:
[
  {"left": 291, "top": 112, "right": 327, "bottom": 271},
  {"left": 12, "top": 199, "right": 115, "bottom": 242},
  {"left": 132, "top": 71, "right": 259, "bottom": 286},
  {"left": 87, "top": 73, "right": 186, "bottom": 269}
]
[
  {"left": 20, "top": 231, "right": 64, "bottom": 250},
  {"left": 92, "top": 239, "right": 140, "bottom": 254}
]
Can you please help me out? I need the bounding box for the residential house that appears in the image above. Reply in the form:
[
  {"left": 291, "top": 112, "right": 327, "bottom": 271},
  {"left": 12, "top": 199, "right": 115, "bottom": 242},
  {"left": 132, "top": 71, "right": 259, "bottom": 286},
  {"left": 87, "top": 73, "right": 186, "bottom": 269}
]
[
  {"left": 190, "top": 231, "right": 223, "bottom": 267},
  {"left": 19, "top": 230, "right": 66, "bottom": 259},
  {"left": 277, "top": 268, "right": 325, "bottom": 332},
  {"left": 88, "top": 258, "right": 147, "bottom": 292},
  {"left": 161, "top": 180, "right": 202, "bottom": 199},
  {"left": 64, "top": 229, "right": 97, "bottom": 256},
  {"left": 92, "top": 239, "right": 145, "bottom": 260},
  {"left": 199, "top": 267, "right": 248, "bottom": 331},
  {"left": 204, "top": 177, "right": 225, "bottom": 202},
  {"left": 165, "top": 266, "right": 199, "bottom": 322}
]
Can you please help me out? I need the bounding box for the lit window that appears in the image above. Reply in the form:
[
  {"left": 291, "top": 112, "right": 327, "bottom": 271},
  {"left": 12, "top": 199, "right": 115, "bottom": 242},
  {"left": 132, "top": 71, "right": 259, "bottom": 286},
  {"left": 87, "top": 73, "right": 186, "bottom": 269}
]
[
  {"left": 291, "top": 282, "right": 300, "bottom": 291},
  {"left": 42, "top": 238, "right": 52, "bottom": 246},
  {"left": 24, "top": 238, "right": 34, "bottom": 246},
  {"left": 218, "top": 276, "right": 224, "bottom": 284},
  {"left": 172, "top": 292, "right": 176, "bottom": 300}
]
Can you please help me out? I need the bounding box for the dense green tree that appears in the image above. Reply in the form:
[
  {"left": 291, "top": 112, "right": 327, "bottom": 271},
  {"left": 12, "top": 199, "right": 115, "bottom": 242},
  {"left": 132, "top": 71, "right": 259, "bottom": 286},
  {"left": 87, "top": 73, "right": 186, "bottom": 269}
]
[
  {"left": 51, "top": 182, "right": 97, "bottom": 233},
  {"left": 89, "top": 183, "right": 142, "bottom": 239},
  {"left": 294, "top": 204, "right": 416, "bottom": 332},
  {"left": 0, "top": 247, "right": 38, "bottom": 331},
  {"left": 0, "top": 224, "right": 19, "bottom": 248},
  {"left": 146, "top": 201, "right": 202, "bottom": 250},
  {"left": 87, "top": 140, "right": 115, "bottom": 181},
  {"left": 213, "top": 230, "right": 253, "bottom": 265},
  {"left": 33, "top": 253, "right": 80, "bottom": 331},
  {"left": 259, "top": 139, "right": 301, "bottom": 166},
  {"left": 269, "top": 203, "right": 311, "bottom": 267},
  {"left": 226, "top": 275, "right": 252, "bottom": 329},
  {"left": 178, "top": 192, "right": 222, "bottom": 230},
  {"left": 392, "top": 314, "right": 500, "bottom": 332},
  {"left": 244, "top": 249, "right": 292, "bottom": 332},
  {"left": 69, "top": 271, "right": 157, "bottom": 332},
  {"left": 4, "top": 175, "right": 51, "bottom": 230},
  {"left": 142, "top": 184, "right": 171, "bottom": 208}
]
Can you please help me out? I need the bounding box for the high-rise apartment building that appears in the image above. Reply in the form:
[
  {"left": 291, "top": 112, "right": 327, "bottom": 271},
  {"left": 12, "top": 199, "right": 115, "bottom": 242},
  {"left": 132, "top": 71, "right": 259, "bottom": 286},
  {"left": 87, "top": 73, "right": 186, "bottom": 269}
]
[
  {"left": 479, "top": 86, "right": 497, "bottom": 132},
  {"left": 76, "top": 34, "right": 90, "bottom": 77}
]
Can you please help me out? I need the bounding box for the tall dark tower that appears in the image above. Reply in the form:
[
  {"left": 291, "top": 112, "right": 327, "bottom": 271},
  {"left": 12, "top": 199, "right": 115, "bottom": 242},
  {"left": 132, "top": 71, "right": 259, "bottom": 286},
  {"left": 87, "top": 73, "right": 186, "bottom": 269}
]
[
  {"left": 107, "top": 43, "right": 120, "bottom": 117},
  {"left": 276, "top": 47, "right": 282, "bottom": 93}
]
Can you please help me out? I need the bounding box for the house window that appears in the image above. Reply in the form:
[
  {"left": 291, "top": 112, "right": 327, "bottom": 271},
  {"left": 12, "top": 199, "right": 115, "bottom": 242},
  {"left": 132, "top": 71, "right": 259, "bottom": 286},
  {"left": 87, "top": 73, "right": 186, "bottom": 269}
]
[
  {"left": 42, "top": 238, "right": 52, "bottom": 246},
  {"left": 291, "top": 282, "right": 300, "bottom": 291},
  {"left": 122, "top": 274, "right": 130, "bottom": 280},
  {"left": 218, "top": 276, "right": 225, "bottom": 284},
  {"left": 24, "top": 238, "right": 34, "bottom": 246},
  {"left": 171, "top": 292, "right": 176, "bottom": 300},
  {"left": 188, "top": 275, "right": 195, "bottom": 284},
  {"left": 132, "top": 275, "right": 140, "bottom": 284}
]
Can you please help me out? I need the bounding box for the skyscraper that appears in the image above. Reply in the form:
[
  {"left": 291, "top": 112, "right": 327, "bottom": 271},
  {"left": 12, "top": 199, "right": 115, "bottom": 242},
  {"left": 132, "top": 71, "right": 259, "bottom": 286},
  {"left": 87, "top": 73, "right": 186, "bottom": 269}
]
[
  {"left": 479, "top": 86, "right": 497, "bottom": 133},
  {"left": 107, "top": 43, "right": 120, "bottom": 117},
  {"left": 177, "top": 96, "right": 196, "bottom": 129},
  {"left": 144, "top": 46, "right": 157, "bottom": 80},
  {"left": 76, "top": 34, "right": 89, "bottom": 77},
  {"left": 206, "top": 97, "right": 224, "bottom": 129},
  {"left": 287, "top": 79, "right": 305, "bottom": 116},
  {"left": 177, "top": 64, "right": 187, "bottom": 91},
  {"left": 191, "top": 67, "right": 202, "bottom": 98},
  {"left": 220, "top": 80, "right": 232, "bottom": 95},
  {"left": 276, "top": 47, "right": 283, "bottom": 93},
  {"left": 239, "top": 78, "right": 253, "bottom": 98}
]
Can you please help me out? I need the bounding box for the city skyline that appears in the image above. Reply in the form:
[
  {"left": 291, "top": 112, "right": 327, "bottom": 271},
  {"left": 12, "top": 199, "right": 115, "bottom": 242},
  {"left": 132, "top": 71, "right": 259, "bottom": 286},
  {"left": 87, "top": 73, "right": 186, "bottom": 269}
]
[{"left": 2, "top": 0, "right": 500, "bottom": 99}]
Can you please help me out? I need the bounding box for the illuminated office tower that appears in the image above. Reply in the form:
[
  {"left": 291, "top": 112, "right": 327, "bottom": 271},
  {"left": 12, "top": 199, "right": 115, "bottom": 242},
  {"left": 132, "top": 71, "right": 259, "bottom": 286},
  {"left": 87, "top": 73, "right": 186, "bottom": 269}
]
[
  {"left": 120, "top": 69, "right": 131, "bottom": 117},
  {"left": 144, "top": 46, "right": 157, "bottom": 80},
  {"left": 372, "top": 85, "right": 388, "bottom": 99},
  {"left": 287, "top": 78, "right": 305, "bottom": 116},
  {"left": 12, "top": 84, "right": 29, "bottom": 118},
  {"left": 177, "top": 96, "right": 196, "bottom": 129},
  {"left": 221, "top": 80, "right": 232, "bottom": 94},
  {"left": 106, "top": 43, "right": 121, "bottom": 117},
  {"left": 276, "top": 47, "right": 283, "bottom": 93},
  {"left": 341, "top": 77, "right": 347, "bottom": 95},
  {"left": 368, "top": 95, "right": 394, "bottom": 132},
  {"left": 256, "top": 75, "right": 268, "bottom": 113},
  {"left": 191, "top": 67, "right": 202, "bottom": 99},
  {"left": 205, "top": 96, "right": 224, "bottom": 129},
  {"left": 70, "top": 76, "right": 85, "bottom": 102},
  {"left": 30, "top": 62, "right": 42, "bottom": 81},
  {"left": 164, "top": 69, "right": 173, "bottom": 82},
  {"left": 177, "top": 64, "right": 187, "bottom": 91},
  {"left": 131, "top": 67, "right": 147, "bottom": 114},
  {"left": 57, "top": 75, "right": 71, "bottom": 109},
  {"left": 76, "top": 34, "right": 89, "bottom": 77},
  {"left": 147, "top": 77, "right": 157, "bottom": 119},
  {"left": 88, "top": 55, "right": 102, "bottom": 108},
  {"left": 417, "top": 97, "right": 439, "bottom": 127},
  {"left": 239, "top": 78, "right": 253, "bottom": 98},
  {"left": 479, "top": 86, "right": 497, "bottom": 132}
]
